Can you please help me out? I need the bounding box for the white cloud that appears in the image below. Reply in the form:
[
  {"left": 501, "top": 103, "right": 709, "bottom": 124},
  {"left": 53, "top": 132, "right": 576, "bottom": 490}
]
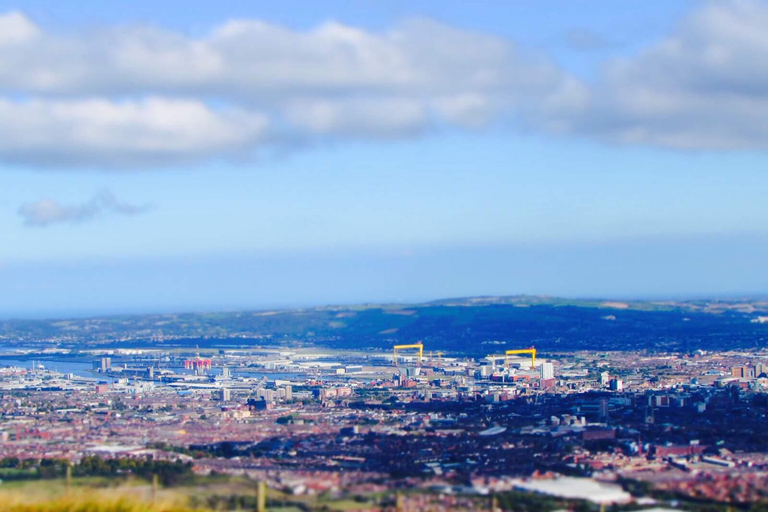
[
  {"left": 540, "top": 0, "right": 768, "bottom": 150},
  {"left": 2, "top": 3, "right": 767, "bottom": 167},
  {"left": 284, "top": 97, "right": 428, "bottom": 137},
  {"left": 0, "top": 11, "right": 39, "bottom": 46},
  {"left": 431, "top": 93, "right": 496, "bottom": 128},
  {"left": 0, "top": 13, "right": 567, "bottom": 168},
  {"left": 0, "top": 16, "right": 560, "bottom": 99},
  {"left": 0, "top": 97, "right": 268, "bottom": 167},
  {"left": 18, "top": 190, "right": 150, "bottom": 227}
]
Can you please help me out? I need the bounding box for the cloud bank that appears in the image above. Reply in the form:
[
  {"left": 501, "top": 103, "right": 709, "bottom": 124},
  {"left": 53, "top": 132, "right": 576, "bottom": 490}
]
[
  {"left": 18, "top": 190, "right": 150, "bottom": 226},
  {"left": 541, "top": 0, "right": 768, "bottom": 150},
  {"left": 0, "top": 12, "right": 564, "bottom": 168},
  {"left": 0, "top": 0, "right": 767, "bottom": 169}
]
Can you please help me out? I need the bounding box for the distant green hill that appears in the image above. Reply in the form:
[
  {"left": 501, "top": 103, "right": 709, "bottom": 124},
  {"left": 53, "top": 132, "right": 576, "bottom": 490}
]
[{"left": 2, "top": 295, "right": 768, "bottom": 353}]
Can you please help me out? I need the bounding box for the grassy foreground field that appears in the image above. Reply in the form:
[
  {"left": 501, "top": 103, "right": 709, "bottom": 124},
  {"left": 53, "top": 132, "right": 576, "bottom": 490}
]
[
  {"left": 0, "top": 494, "right": 193, "bottom": 512},
  {"left": 0, "top": 479, "right": 192, "bottom": 511},
  {"left": 0, "top": 477, "right": 383, "bottom": 512}
]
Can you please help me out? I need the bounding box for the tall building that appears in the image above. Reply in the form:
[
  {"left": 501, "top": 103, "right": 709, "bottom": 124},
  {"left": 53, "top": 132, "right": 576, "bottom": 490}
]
[
  {"left": 609, "top": 378, "right": 623, "bottom": 392},
  {"left": 256, "top": 388, "right": 277, "bottom": 402},
  {"left": 600, "top": 371, "right": 610, "bottom": 387},
  {"left": 644, "top": 405, "right": 655, "bottom": 424},
  {"left": 540, "top": 362, "right": 554, "bottom": 380},
  {"left": 732, "top": 366, "right": 756, "bottom": 378},
  {"left": 220, "top": 387, "right": 231, "bottom": 402}
]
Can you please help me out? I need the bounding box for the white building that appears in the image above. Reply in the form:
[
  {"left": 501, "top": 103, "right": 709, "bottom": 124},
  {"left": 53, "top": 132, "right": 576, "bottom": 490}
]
[{"left": 540, "top": 362, "right": 554, "bottom": 380}]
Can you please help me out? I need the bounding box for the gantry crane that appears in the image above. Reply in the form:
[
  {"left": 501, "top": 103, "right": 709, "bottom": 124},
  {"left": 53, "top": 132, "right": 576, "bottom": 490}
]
[
  {"left": 393, "top": 343, "right": 424, "bottom": 366},
  {"left": 428, "top": 351, "right": 444, "bottom": 365},
  {"left": 504, "top": 347, "right": 536, "bottom": 368}
]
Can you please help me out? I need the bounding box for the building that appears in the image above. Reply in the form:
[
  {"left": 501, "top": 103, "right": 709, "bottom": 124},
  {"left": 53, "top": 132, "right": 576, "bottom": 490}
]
[
  {"left": 540, "top": 362, "right": 555, "bottom": 380},
  {"left": 404, "top": 367, "right": 421, "bottom": 377},
  {"left": 609, "top": 378, "right": 623, "bottom": 392},
  {"left": 314, "top": 386, "right": 353, "bottom": 401},
  {"left": 220, "top": 388, "right": 231, "bottom": 402},
  {"left": 599, "top": 398, "right": 609, "bottom": 420},
  {"left": 277, "top": 385, "right": 292, "bottom": 401},
  {"left": 541, "top": 378, "right": 556, "bottom": 389},
  {"left": 184, "top": 357, "right": 212, "bottom": 371},
  {"left": 94, "top": 357, "right": 111, "bottom": 372},
  {"left": 732, "top": 366, "right": 756, "bottom": 378},
  {"left": 255, "top": 388, "right": 277, "bottom": 402}
]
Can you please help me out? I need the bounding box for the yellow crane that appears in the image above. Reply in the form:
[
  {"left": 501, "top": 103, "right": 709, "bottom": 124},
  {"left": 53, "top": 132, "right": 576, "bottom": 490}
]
[
  {"left": 393, "top": 343, "right": 424, "bottom": 366},
  {"left": 504, "top": 347, "right": 536, "bottom": 368},
  {"left": 428, "top": 351, "right": 444, "bottom": 365}
]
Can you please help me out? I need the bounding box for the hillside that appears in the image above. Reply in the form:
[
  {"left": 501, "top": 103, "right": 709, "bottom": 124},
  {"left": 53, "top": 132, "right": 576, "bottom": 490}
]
[{"left": 2, "top": 295, "right": 768, "bottom": 354}]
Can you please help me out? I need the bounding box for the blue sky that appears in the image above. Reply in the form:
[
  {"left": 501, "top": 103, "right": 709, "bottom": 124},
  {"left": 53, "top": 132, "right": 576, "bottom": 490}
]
[{"left": 1, "top": 0, "right": 767, "bottom": 317}]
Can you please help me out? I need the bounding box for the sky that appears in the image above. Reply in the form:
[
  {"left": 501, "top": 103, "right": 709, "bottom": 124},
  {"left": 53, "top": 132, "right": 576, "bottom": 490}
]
[{"left": 1, "top": 0, "right": 768, "bottom": 318}]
